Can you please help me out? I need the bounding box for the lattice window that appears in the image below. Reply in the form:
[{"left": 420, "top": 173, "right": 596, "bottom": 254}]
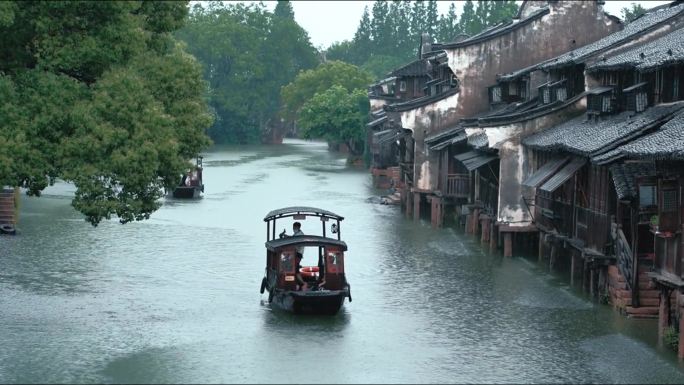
[
  {"left": 556, "top": 87, "right": 567, "bottom": 102},
  {"left": 400, "top": 80, "right": 407, "bottom": 92},
  {"left": 635, "top": 92, "right": 648, "bottom": 112},
  {"left": 491, "top": 86, "right": 502, "bottom": 103},
  {"left": 662, "top": 189, "right": 678, "bottom": 212}
]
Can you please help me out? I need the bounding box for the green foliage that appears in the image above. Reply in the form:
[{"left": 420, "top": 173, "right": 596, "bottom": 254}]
[
  {"left": 664, "top": 326, "right": 679, "bottom": 352},
  {"left": 176, "top": 1, "right": 319, "bottom": 144},
  {"left": 0, "top": 1, "right": 213, "bottom": 226},
  {"left": 280, "top": 61, "right": 372, "bottom": 122},
  {"left": 621, "top": 3, "right": 647, "bottom": 23},
  {"left": 298, "top": 86, "right": 370, "bottom": 156},
  {"left": 361, "top": 55, "right": 407, "bottom": 80}
]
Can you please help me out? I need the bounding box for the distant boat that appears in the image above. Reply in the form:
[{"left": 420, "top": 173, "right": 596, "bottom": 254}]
[{"left": 170, "top": 156, "right": 204, "bottom": 199}]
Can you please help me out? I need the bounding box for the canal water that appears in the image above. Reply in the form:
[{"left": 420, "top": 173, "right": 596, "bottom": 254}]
[{"left": 2, "top": 139, "right": 684, "bottom": 383}]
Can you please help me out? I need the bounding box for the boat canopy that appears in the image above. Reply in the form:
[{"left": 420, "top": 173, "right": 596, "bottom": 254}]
[
  {"left": 265, "top": 235, "right": 348, "bottom": 252},
  {"left": 263, "top": 206, "right": 344, "bottom": 222}
]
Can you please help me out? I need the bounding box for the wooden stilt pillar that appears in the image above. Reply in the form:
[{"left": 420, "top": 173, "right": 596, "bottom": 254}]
[
  {"left": 549, "top": 244, "right": 557, "bottom": 272},
  {"left": 678, "top": 305, "right": 684, "bottom": 359},
  {"left": 658, "top": 289, "right": 670, "bottom": 346},
  {"left": 570, "top": 252, "right": 578, "bottom": 287},
  {"left": 431, "top": 196, "right": 442, "bottom": 229},
  {"left": 503, "top": 232, "right": 513, "bottom": 257},
  {"left": 471, "top": 208, "right": 480, "bottom": 236},
  {"left": 404, "top": 188, "right": 412, "bottom": 219},
  {"left": 489, "top": 222, "right": 497, "bottom": 253},
  {"left": 481, "top": 217, "right": 490, "bottom": 243},
  {"left": 538, "top": 234, "right": 544, "bottom": 263},
  {"left": 413, "top": 192, "right": 420, "bottom": 222}
]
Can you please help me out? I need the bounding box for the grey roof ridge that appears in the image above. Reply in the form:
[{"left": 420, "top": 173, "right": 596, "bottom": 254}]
[
  {"left": 477, "top": 92, "right": 587, "bottom": 128},
  {"left": 385, "top": 87, "right": 459, "bottom": 112},
  {"left": 542, "top": 3, "right": 684, "bottom": 70},
  {"left": 439, "top": 7, "right": 549, "bottom": 49}
]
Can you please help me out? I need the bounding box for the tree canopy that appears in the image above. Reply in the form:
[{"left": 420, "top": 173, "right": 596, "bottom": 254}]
[
  {"left": 280, "top": 61, "right": 373, "bottom": 122},
  {"left": 175, "top": 1, "right": 319, "bottom": 144},
  {"left": 298, "top": 85, "right": 370, "bottom": 156},
  {"left": 0, "top": 1, "right": 213, "bottom": 226},
  {"left": 325, "top": 0, "right": 519, "bottom": 80}
]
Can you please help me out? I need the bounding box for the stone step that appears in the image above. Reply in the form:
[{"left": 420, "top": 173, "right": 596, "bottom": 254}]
[{"left": 625, "top": 305, "right": 659, "bottom": 317}]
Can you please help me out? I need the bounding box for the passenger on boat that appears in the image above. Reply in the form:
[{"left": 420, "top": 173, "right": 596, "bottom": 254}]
[
  {"left": 294, "top": 253, "right": 308, "bottom": 291},
  {"left": 184, "top": 171, "right": 192, "bottom": 186}
]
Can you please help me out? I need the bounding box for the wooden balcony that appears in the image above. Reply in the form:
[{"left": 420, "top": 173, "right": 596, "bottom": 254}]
[{"left": 443, "top": 173, "right": 469, "bottom": 198}]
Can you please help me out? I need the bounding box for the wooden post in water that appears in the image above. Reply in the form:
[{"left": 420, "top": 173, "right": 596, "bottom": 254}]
[
  {"left": 658, "top": 288, "right": 670, "bottom": 347},
  {"left": 413, "top": 192, "right": 421, "bottom": 222},
  {"left": 471, "top": 208, "right": 480, "bottom": 236},
  {"left": 549, "top": 243, "right": 557, "bottom": 272},
  {"left": 481, "top": 216, "right": 490, "bottom": 243},
  {"left": 538, "top": 234, "right": 545, "bottom": 263},
  {"left": 489, "top": 222, "right": 497, "bottom": 254},
  {"left": 678, "top": 303, "right": 684, "bottom": 359},
  {"left": 503, "top": 232, "right": 513, "bottom": 257},
  {"left": 570, "top": 251, "right": 578, "bottom": 286}
]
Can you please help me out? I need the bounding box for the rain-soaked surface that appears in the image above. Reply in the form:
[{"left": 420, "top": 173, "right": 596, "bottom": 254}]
[{"left": 1, "top": 139, "right": 684, "bottom": 383}]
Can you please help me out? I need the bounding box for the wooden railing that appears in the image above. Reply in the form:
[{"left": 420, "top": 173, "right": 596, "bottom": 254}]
[
  {"left": 444, "top": 173, "right": 469, "bottom": 198},
  {"left": 613, "top": 223, "right": 635, "bottom": 292}
]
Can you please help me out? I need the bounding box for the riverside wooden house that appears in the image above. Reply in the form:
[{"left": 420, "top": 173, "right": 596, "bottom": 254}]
[{"left": 366, "top": 0, "right": 684, "bottom": 356}]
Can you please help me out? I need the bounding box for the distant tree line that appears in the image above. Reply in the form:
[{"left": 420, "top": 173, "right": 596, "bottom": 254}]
[
  {"left": 175, "top": 1, "right": 320, "bottom": 145},
  {"left": 326, "top": 0, "right": 518, "bottom": 79}
]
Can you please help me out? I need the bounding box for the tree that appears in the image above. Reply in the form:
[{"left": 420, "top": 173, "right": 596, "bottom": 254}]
[
  {"left": 0, "top": 1, "right": 213, "bottom": 226},
  {"left": 621, "top": 3, "right": 647, "bottom": 23},
  {"left": 459, "top": 0, "right": 478, "bottom": 36},
  {"left": 298, "top": 85, "right": 370, "bottom": 156},
  {"left": 425, "top": 0, "right": 439, "bottom": 38},
  {"left": 176, "top": 2, "right": 318, "bottom": 144},
  {"left": 438, "top": 2, "right": 460, "bottom": 42},
  {"left": 273, "top": 0, "right": 295, "bottom": 20},
  {"left": 361, "top": 54, "right": 406, "bottom": 80},
  {"left": 280, "top": 61, "right": 372, "bottom": 122}
]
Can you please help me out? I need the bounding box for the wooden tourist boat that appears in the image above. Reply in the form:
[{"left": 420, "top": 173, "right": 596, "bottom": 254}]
[
  {"left": 170, "top": 156, "right": 204, "bottom": 199},
  {"left": 260, "top": 206, "right": 352, "bottom": 315}
]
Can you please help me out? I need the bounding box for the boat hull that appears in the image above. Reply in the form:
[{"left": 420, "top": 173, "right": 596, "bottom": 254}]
[
  {"left": 171, "top": 185, "right": 203, "bottom": 199},
  {"left": 271, "top": 288, "right": 348, "bottom": 315}
]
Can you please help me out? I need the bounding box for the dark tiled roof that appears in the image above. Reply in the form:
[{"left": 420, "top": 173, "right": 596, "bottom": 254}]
[
  {"left": 468, "top": 131, "right": 489, "bottom": 149},
  {"left": 523, "top": 102, "right": 684, "bottom": 156},
  {"left": 588, "top": 26, "right": 684, "bottom": 72},
  {"left": 367, "top": 115, "right": 388, "bottom": 127},
  {"left": 385, "top": 87, "right": 459, "bottom": 112},
  {"left": 440, "top": 7, "right": 550, "bottom": 49},
  {"left": 542, "top": 2, "right": 684, "bottom": 70},
  {"left": 425, "top": 125, "right": 463, "bottom": 144},
  {"left": 390, "top": 59, "right": 428, "bottom": 77},
  {"left": 609, "top": 161, "right": 657, "bottom": 200},
  {"left": 454, "top": 151, "right": 498, "bottom": 171},
  {"left": 594, "top": 110, "right": 684, "bottom": 162},
  {"left": 429, "top": 131, "right": 467, "bottom": 151}
]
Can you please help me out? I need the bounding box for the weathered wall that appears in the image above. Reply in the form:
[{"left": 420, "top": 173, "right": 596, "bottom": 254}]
[
  {"left": 370, "top": 97, "right": 390, "bottom": 112},
  {"left": 488, "top": 97, "right": 587, "bottom": 226},
  {"left": 444, "top": 1, "right": 620, "bottom": 119},
  {"left": 394, "top": 92, "right": 461, "bottom": 192}
]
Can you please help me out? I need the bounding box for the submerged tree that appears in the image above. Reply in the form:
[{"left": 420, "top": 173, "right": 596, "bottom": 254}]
[
  {"left": 280, "top": 61, "right": 372, "bottom": 122},
  {"left": 0, "top": 1, "right": 213, "bottom": 226},
  {"left": 298, "top": 85, "right": 370, "bottom": 157}
]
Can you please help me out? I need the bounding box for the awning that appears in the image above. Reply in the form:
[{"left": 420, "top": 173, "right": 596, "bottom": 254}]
[
  {"left": 539, "top": 157, "right": 587, "bottom": 193},
  {"left": 521, "top": 157, "right": 570, "bottom": 188},
  {"left": 373, "top": 129, "right": 405, "bottom": 146},
  {"left": 454, "top": 150, "right": 498, "bottom": 171},
  {"left": 367, "top": 115, "right": 388, "bottom": 127},
  {"left": 429, "top": 131, "right": 467, "bottom": 151}
]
